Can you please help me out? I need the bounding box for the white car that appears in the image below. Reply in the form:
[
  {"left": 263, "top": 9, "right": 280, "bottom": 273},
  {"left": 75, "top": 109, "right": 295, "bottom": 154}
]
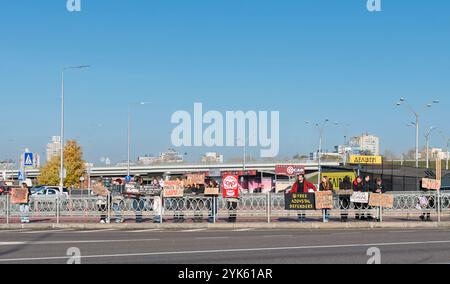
[{"left": 32, "top": 186, "right": 69, "bottom": 197}]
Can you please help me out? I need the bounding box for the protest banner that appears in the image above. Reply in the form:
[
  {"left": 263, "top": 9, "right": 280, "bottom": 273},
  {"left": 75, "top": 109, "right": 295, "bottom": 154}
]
[
  {"left": 222, "top": 175, "right": 239, "bottom": 198},
  {"left": 276, "top": 181, "right": 292, "bottom": 193},
  {"left": 10, "top": 188, "right": 29, "bottom": 204},
  {"left": 285, "top": 193, "right": 315, "bottom": 210},
  {"left": 315, "top": 191, "right": 333, "bottom": 209},
  {"left": 350, "top": 192, "right": 369, "bottom": 204},
  {"left": 184, "top": 173, "right": 206, "bottom": 186},
  {"left": 204, "top": 187, "right": 220, "bottom": 196},
  {"left": 321, "top": 172, "right": 356, "bottom": 190},
  {"left": 422, "top": 178, "right": 441, "bottom": 190},
  {"left": 163, "top": 181, "right": 184, "bottom": 198},
  {"left": 92, "top": 183, "right": 110, "bottom": 197},
  {"left": 369, "top": 193, "right": 394, "bottom": 208}
]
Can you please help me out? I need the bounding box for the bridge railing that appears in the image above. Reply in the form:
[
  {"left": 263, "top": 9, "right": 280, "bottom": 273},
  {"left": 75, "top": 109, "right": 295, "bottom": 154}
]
[{"left": 1, "top": 191, "right": 450, "bottom": 224}]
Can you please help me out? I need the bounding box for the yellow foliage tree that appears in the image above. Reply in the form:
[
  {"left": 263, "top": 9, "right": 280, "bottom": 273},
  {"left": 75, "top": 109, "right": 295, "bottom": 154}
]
[{"left": 38, "top": 140, "right": 86, "bottom": 188}]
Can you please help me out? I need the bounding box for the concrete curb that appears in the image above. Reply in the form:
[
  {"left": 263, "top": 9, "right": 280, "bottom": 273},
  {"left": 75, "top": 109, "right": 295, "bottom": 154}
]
[{"left": 2, "top": 222, "right": 450, "bottom": 230}]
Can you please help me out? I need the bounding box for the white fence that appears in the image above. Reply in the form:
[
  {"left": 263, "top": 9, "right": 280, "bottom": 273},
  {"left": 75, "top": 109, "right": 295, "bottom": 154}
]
[{"left": 1, "top": 192, "right": 449, "bottom": 224}]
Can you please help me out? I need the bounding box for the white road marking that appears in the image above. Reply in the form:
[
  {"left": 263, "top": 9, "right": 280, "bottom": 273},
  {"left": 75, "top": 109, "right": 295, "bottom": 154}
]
[
  {"left": 127, "top": 229, "right": 163, "bottom": 233},
  {"left": 262, "top": 235, "right": 295, "bottom": 238},
  {"left": 195, "top": 237, "right": 230, "bottom": 240},
  {"left": 233, "top": 228, "right": 255, "bottom": 232},
  {"left": 76, "top": 229, "right": 118, "bottom": 233},
  {"left": 2, "top": 239, "right": 450, "bottom": 263},
  {"left": 0, "top": 239, "right": 160, "bottom": 246},
  {"left": 21, "top": 229, "right": 74, "bottom": 234},
  {"left": 181, "top": 229, "right": 207, "bottom": 232},
  {"left": 0, "top": 242, "right": 26, "bottom": 246}
]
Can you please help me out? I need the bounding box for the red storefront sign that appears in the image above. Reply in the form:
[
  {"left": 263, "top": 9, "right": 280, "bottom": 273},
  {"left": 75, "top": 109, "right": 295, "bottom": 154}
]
[
  {"left": 275, "top": 165, "right": 305, "bottom": 176},
  {"left": 222, "top": 175, "right": 239, "bottom": 198}
]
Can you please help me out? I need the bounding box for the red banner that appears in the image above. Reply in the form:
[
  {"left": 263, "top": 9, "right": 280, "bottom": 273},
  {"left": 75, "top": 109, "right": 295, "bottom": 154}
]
[
  {"left": 275, "top": 165, "right": 305, "bottom": 176},
  {"left": 222, "top": 175, "right": 239, "bottom": 198}
]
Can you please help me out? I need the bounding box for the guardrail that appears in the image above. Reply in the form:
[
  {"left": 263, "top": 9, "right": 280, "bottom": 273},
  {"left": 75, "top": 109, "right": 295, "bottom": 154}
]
[{"left": 1, "top": 192, "right": 449, "bottom": 224}]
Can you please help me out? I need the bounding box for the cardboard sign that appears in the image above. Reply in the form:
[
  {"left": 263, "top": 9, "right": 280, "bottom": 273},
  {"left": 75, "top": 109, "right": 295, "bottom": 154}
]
[
  {"left": 422, "top": 178, "right": 441, "bottom": 190},
  {"left": 275, "top": 165, "right": 305, "bottom": 176},
  {"left": 369, "top": 193, "right": 394, "bottom": 208},
  {"left": 315, "top": 191, "right": 333, "bottom": 209},
  {"left": 276, "top": 181, "right": 292, "bottom": 193},
  {"left": 92, "top": 184, "right": 110, "bottom": 197},
  {"left": 222, "top": 175, "right": 239, "bottom": 198},
  {"left": 349, "top": 155, "right": 382, "bottom": 165},
  {"left": 285, "top": 193, "right": 315, "bottom": 210},
  {"left": 350, "top": 192, "right": 369, "bottom": 204},
  {"left": 163, "top": 181, "right": 184, "bottom": 198},
  {"left": 11, "top": 188, "right": 29, "bottom": 204},
  {"left": 185, "top": 174, "right": 206, "bottom": 186},
  {"left": 204, "top": 187, "right": 220, "bottom": 196}
]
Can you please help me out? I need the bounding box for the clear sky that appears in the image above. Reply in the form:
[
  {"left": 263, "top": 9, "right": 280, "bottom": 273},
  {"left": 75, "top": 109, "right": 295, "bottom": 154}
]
[{"left": 1, "top": 0, "right": 449, "bottom": 164}]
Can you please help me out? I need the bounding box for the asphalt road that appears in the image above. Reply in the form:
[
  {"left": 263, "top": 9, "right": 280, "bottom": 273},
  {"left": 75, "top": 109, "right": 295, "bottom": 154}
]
[{"left": 1, "top": 228, "right": 450, "bottom": 264}]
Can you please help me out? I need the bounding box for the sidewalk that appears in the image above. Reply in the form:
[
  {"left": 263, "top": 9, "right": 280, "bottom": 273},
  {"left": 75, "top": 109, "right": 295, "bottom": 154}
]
[{"left": 2, "top": 221, "right": 450, "bottom": 230}]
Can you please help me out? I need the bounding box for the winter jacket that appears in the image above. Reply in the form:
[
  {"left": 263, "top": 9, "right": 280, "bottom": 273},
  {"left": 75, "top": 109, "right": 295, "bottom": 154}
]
[{"left": 290, "top": 180, "right": 317, "bottom": 194}]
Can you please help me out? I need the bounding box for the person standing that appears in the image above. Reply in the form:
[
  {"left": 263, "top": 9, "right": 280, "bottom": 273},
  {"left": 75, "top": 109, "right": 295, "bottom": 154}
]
[
  {"left": 339, "top": 176, "right": 352, "bottom": 222},
  {"left": 363, "top": 175, "right": 374, "bottom": 220},
  {"left": 319, "top": 176, "right": 333, "bottom": 223},
  {"left": 19, "top": 182, "right": 32, "bottom": 224},
  {"left": 353, "top": 176, "right": 365, "bottom": 220},
  {"left": 373, "top": 178, "right": 387, "bottom": 222},
  {"left": 288, "top": 174, "right": 317, "bottom": 222}
]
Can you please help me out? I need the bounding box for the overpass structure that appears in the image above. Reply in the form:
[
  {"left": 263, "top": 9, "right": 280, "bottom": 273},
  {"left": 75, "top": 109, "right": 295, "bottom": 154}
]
[{"left": 12, "top": 161, "right": 340, "bottom": 179}]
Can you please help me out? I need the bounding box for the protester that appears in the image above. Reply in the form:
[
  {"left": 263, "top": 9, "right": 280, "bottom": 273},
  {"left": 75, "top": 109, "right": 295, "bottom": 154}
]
[
  {"left": 205, "top": 180, "right": 219, "bottom": 223},
  {"left": 288, "top": 174, "right": 317, "bottom": 222},
  {"left": 319, "top": 176, "right": 333, "bottom": 223},
  {"left": 373, "top": 177, "right": 387, "bottom": 222},
  {"left": 111, "top": 178, "right": 125, "bottom": 223},
  {"left": 419, "top": 178, "right": 433, "bottom": 222},
  {"left": 94, "top": 179, "right": 110, "bottom": 224},
  {"left": 339, "top": 176, "right": 352, "bottom": 222},
  {"left": 19, "top": 182, "right": 32, "bottom": 224},
  {"left": 352, "top": 176, "right": 365, "bottom": 220},
  {"left": 363, "top": 175, "right": 374, "bottom": 220}
]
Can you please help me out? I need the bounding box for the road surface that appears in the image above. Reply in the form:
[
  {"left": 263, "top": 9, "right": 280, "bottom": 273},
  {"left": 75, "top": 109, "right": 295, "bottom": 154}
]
[{"left": 0, "top": 228, "right": 450, "bottom": 264}]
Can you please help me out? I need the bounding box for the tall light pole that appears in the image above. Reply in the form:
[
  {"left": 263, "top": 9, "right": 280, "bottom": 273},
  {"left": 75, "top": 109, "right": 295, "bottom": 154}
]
[
  {"left": 396, "top": 97, "right": 439, "bottom": 168},
  {"left": 60, "top": 65, "right": 90, "bottom": 193},
  {"left": 306, "top": 120, "right": 339, "bottom": 189},
  {"left": 127, "top": 102, "right": 151, "bottom": 179},
  {"left": 438, "top": 131, "right": 450, "bottom": 171},
  {"left": 425, "top": 126, "right": 437, "bottom": 169}
]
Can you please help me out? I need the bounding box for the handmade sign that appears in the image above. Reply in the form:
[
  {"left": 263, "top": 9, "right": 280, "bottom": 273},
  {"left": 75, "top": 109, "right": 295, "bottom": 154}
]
[
  {"left": 337, "top": 190, "right": 354, "bottom": 196},
  {"left": 92, "top": 183, "right": 110, "bottom": 197},
  {"left": 276, "top": 181, "right": 292, "bottom": 193},
  {"left": 10, "top": 188, "right": 29, "bottom": 204},
  {"left": 204, "top": 187, "right": 220, "bottom": 196},
  {"left": 285, "top": 193, "right": 315, "bottom": 210},
  {"left": 163, "top": 181, "right": 184, "bottom": 198},
  {"left": 184, "top": 174, "right": 206, "bottom": 186},
  {"left": 422, "top": 178, "right": 441, "bottom": 190},
  {"left": 350, "top": 192, "right": 369, "bottom": 204},
  {"left": 222, "top": 175, "right": 239, "bottom": 198},
  {"left": 315, "top": 191, "right": 333, "bottom": 209},
  {"left": 368, "top": 193, "right": 394, "bottom": 208}
]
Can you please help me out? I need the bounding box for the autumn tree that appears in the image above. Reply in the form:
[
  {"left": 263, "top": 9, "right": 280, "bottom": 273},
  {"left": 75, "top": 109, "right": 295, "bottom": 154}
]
[{"left": 38, "top": 140, "right": 86, "bottom": 188}]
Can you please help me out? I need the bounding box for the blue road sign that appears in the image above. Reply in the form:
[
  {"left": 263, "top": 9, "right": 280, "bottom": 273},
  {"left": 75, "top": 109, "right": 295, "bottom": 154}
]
[
  {"left": 24, "top": 153, "right": 33, "bottom": 167},
  {"left": 125, "top": 175, "right": 132, "bottom": 183},
  {"left": 18, "top": 171, "right": 24, "bottom": 180}
]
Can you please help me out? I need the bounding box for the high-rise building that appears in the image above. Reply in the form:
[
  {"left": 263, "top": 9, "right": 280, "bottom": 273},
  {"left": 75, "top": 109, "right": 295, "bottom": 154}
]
[
  {"left": 46, "top": 136, "right": 61, "bottom": 162},
  {"left": 350, "top": 133, "right": 380, "bottom": 156},
  {"left": 201, "top": 152, "right": 224, "bottom": 163}
]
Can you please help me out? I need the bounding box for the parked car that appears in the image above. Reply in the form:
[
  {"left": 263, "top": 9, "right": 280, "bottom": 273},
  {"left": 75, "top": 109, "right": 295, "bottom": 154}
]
[{"left": 32, "top": 186, "right": 69, "bottom": 197}]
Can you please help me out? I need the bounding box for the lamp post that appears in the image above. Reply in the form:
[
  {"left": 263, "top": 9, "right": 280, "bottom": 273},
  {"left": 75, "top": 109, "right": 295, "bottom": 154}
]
[
  {"left": 60, "top": 65, "right": 90, "bottom": 192},
  {"left": 438, "top": 131, "right": 450, "bottom": 171},
  {"left": 306, "top": 120, "right": 339, "bottom": 189},
  {"left": 127, "top": 102, "right": 152, "bottom": 179},
  {"left": 425, "top": 126, "right": 437, "bottom": 169},
  {"left": 396, "top": 97, "right": 439, "bottom": 168}
]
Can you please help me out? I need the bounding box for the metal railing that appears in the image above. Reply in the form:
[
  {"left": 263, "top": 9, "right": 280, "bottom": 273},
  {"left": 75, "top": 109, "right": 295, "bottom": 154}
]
[{"left": 1, "top": 192, "right": 450, "bottom": 224}]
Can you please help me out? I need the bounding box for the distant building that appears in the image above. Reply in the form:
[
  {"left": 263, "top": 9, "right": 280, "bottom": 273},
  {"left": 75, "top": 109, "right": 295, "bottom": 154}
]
[
  {"left": 137, "top": 155, "right": 161, "bottom": 165},
  {"left": 137, "top": 149, "right": 184, "bottom": 165},
  {"left": 431, "top": 148, "right": 449, "bottom": 160},
  {"left": 201, "top": 152, "right": 224, "bottom": 163},
  {"left": 349, "top": 133, "right": 380, "bottom": 156},
  {"left": 46, "top": 136, "right": 61, "bottom": 162}
]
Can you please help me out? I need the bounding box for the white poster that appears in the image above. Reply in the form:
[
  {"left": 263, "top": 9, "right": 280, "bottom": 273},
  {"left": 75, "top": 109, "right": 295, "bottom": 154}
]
[{"left": 350, "top": 192, "right": 369, "bottom": 204}]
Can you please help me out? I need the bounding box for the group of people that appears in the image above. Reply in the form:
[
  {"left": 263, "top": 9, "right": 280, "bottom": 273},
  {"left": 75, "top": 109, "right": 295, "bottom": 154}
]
[{"left": 288, "top": 174, "right": 387, "bottom": 223}]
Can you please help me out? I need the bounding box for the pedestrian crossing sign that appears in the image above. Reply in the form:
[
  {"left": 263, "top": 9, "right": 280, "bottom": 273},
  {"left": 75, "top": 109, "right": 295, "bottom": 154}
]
[{"left": 24, "top": 153, "right": 33, "bottom": 167}]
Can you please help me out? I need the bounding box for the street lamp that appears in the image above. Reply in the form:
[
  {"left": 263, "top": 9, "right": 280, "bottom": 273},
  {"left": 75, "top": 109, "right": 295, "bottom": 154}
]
[
  {"left": 306, "top": 120, "right": 339, "bottom": 189},
  {"left": 438, "top": 131, "right": 450, "bottom": 171},
  {"left": 127, "top": 101, "right": 152, "bottom": 179},
  {"left": 60, "top": 65, "right": 90, "bottom": 192},
  {"left": 396, "top": 97, "right": 439, "bottom": 168},
  {"left": 425, "top": 126, "right": 437, "bottom": 169}
]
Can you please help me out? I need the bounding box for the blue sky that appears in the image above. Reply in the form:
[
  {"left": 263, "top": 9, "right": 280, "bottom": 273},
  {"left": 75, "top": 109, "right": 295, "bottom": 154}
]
[{"left": 0, "top": 0, "right": 449, "bottom": 164}]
